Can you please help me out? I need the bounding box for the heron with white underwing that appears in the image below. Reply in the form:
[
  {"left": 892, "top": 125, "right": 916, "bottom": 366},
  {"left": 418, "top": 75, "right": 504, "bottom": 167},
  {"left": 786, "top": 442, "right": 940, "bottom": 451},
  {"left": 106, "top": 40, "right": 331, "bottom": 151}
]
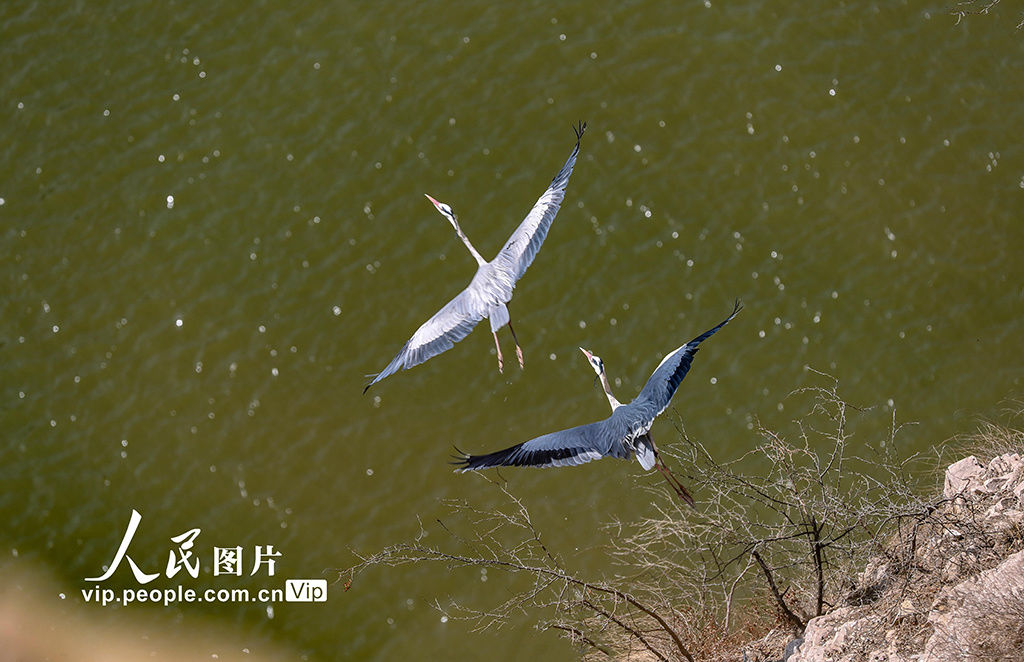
[
  {"left": 578, "top": 346, "right": 695, "bottom": 505},
  {"left": 364, "top": 122, "right": 587, "bottom": 393},
  {"left": 454, "top": 300, "right": 742, "bottom": 506}
]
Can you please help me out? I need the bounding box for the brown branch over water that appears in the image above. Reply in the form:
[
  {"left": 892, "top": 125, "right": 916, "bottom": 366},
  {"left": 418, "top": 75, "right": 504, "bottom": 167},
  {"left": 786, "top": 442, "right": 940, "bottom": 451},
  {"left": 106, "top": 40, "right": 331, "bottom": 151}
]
[
  {"left": 338, "top": 375, "right": 1018, "bottom": 660},
  {"left": 348, "top": 543, "right": 694, "bottom": 662},
  {"left": 950, "top": 0, "right": 1024, "bottom": 29},
  {"left": 752, "top": 549, "right": 805, "bottom": 631}
]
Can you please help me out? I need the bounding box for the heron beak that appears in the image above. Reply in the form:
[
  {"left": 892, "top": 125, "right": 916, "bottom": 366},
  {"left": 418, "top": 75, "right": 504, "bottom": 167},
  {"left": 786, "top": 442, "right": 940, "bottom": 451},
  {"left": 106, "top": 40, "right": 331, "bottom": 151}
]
[
  {"left": 579, "top": 347, "right": 593, "bottom": 360},
  {"left": 424, "top": 194, "right": 458, "bottom": 230},
  {"left": 424, "top": 193, "right": 442, "bottom": 210}
]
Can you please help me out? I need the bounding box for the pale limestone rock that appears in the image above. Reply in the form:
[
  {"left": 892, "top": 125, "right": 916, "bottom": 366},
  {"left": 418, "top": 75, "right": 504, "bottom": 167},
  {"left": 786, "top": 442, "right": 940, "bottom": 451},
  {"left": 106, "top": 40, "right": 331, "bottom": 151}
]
[
  {"left": 789, "top": 454, "right": 1024, "bottom": 662},
  {"left": 943, "top": 456, "right": 985, "bottom": 498},
  {"left": 920, "top": 549, "right": 1024, "bottom": 662},
  {"left": 987, "top": 452, "right": 1022, "bottom": 477},
  {"left": 787, "top": 607, "right": 863, "bottom": 662}
]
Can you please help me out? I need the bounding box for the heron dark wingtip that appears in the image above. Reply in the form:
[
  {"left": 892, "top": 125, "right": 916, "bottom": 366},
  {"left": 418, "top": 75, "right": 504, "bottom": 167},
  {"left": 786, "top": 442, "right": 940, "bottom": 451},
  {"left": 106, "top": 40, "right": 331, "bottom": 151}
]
[
  {"left": 362, "top": 371, "right": 382, "bottom": 394},
  {"left": 573, "top": 120, "right": 587, "bottom": 142},
  {"left": 449, "top": 445, "right": 471, "bottom": 471},
  {"left": 362, "top": 378, "right": 377, "bottom": 395}
]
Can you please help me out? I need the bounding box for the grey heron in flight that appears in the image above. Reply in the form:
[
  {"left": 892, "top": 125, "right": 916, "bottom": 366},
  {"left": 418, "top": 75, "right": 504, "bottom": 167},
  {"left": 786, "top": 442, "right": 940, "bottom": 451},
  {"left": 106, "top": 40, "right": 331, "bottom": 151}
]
[
  {"left": 454, "top": 300, "right": 742, "bottom": 505},
  {"left": 364, "top": 122, "right": 587, "bottom": 393},
  {"left": 578, "top": 346, "right": 695, "bottom": 505}
]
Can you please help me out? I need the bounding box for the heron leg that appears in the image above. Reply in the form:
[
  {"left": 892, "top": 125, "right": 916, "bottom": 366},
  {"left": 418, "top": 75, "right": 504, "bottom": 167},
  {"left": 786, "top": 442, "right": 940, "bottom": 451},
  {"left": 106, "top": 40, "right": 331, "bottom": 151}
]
[
  {"left": 656, "top": 457, "right": 696, "bottom": 508},
  {"left": 492, "top": 331, "right": 504, "bottom": 374},
  {"left": 507, "top": 321, "right": 524, "bottom": 369}
]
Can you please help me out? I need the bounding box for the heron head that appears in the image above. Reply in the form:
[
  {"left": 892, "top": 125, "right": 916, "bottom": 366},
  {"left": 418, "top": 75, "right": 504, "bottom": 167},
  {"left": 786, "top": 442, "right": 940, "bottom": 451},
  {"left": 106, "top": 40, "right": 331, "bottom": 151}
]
[
  {"left": 579, "top": 347, "right": 604, "bottom": 381},
  {"left": 424, "top": 194, "right": 458, "bottom": 229}
]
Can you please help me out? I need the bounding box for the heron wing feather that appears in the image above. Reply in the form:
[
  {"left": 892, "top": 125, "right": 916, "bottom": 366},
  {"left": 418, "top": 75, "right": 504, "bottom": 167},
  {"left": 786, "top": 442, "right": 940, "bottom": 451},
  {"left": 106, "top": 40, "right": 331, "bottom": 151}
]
[
  {"left": 363, "top": 288, "right": 486, "bottom": 391},
  {"left": 493, "top": 122, "right": 585, "bottom": 282},
  {"left": 455, "top": 417, "right": 629, "bottom": 471},
  {"left": 632, "top": 300, "right": 742, "bottom": 416}
]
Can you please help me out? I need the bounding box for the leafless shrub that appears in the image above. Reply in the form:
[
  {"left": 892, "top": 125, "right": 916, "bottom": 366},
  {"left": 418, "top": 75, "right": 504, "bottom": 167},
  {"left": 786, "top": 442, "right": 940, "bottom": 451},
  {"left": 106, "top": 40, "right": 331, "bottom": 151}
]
[
  {"left": 339, "top": 377, "right": 1024, "bottom": 660},
  {"left": 950, "top": 0, "right": 1024, "bottom": 29},
  {"left": 339, "top": 477, "right": 696, "bottom": 661},
  {"left": 601, "top": 374, "right": 934, "bottom": 654}
]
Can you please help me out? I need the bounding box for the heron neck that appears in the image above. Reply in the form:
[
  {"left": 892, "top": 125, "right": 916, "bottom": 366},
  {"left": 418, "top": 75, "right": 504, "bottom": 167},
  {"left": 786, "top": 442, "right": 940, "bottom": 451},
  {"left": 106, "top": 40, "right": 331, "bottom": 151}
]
[
  {"left": 600, "top": 372, "right": 622, "bottom": 410},
  {"left": 452, "top": 219, "right": 487, "bottom": 266}
]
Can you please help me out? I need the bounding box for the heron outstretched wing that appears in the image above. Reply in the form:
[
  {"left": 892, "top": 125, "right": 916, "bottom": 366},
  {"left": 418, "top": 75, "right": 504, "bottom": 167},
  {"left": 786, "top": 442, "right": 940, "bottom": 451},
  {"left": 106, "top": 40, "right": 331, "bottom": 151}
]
[
  {"left": 493, "top": 121, "right": 586, "bottom": 282},
  {"left": 632, "top": 300, "right": 742, "bottom": 416},
  {"left": 363, "top": 288, "right": 487, "bottom": 392},
  {"left": 454, "top": 417, "right": 629, "bottom": 471}
]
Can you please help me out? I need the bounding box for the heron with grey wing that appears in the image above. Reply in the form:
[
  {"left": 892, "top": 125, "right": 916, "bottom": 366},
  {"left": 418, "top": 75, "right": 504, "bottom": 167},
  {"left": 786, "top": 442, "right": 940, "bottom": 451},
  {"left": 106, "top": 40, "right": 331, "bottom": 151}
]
[
  {"left": 454, "top": 300, "right": 743, "bottom": 507},
  {"left": 364, "top": 122, "right": 587, "bottom": 393},
  {"left": 578, "top": 346, "right": 694, "bottom": 505}
]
